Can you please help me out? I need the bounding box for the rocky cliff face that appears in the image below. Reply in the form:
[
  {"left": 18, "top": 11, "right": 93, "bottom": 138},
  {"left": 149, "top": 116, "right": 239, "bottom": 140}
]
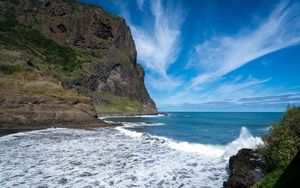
[{"left": 0, "top": 0, "right": 156, "bottom": 117}]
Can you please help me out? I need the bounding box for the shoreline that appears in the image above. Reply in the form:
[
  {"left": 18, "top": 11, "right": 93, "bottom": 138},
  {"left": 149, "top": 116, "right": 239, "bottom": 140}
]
[
  {"left": 0, "top": 112, "right": 164, "bottom": 137},
  {"left": 0, "top": 122, "right": 122, "bottom": 137}
]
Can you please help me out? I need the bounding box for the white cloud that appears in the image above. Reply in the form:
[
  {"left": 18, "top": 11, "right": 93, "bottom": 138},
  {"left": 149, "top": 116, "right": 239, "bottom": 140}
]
[
  {"left": 146, "top": 74, "right": 183, "bottom": 91},
  {"left": 136, "top": 0, "right": 145, "bottom": 10},
  {"left": 157, "top": 76, "right": 273, "bottom": 105},
  {"left": 190, "top": 0, "right": 300, "bottom": 88},
  {"left": 131, "top": 0, "right": 185, "bottom": 79},
  {"left": 215, "top": 77, "right": 272, "bottom": 99}
]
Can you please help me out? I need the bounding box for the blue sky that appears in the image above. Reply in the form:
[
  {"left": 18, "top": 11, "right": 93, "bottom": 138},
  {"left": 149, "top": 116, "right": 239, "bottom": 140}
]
[{"left": 82, "top": 0, "right": 300, "bottom": 112}]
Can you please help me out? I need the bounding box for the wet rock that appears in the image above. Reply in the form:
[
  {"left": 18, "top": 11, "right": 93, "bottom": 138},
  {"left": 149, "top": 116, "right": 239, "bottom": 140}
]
[
  {"left": 58, "top": 178, "right": 68, "bottom": 184},
  {"left": 223, "top": 149, "right": 266, "bottom": 188}
]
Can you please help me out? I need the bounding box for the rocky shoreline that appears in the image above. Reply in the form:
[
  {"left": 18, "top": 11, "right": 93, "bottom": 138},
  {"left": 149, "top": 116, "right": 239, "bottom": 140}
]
[
  {"left": 223, "top": 148, "right": 266, "bottom": 188},
  {"left": 0, "top": 122, "right": 118, "bottom": 137},
  {"left": 0, "top": 112, "right": 164, "bottom": 137}
]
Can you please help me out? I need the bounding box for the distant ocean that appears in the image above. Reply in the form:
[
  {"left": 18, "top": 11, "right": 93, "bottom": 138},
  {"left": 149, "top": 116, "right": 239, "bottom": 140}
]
[{"left": 0, "top": 112, "right": 282, "bottom": 187}]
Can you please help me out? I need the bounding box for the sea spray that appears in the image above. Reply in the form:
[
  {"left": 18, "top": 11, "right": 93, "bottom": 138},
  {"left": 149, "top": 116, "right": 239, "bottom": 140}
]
[{"left": 222, "top": 127, "right": 263, "bottom": 159}]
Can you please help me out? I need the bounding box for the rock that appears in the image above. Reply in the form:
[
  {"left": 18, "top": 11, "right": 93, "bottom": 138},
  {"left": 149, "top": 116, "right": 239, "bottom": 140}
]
[
  {"left": 223, "top": 149, "right": 266, "bottom": 188},
  {"left": 0, "top": 82, "right": 105, "bottom": 130}
]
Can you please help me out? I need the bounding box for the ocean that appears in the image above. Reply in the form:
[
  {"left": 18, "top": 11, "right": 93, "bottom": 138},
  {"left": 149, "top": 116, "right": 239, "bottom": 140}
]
[{"left": 0, "top": 112, "right": 282, "bottom": 187}]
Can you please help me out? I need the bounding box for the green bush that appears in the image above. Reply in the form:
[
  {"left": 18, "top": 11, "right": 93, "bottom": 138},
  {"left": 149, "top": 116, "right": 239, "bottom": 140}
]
[
  {"left": 255, "top": 107, "right": 300, "bottom": 187},
  {"left": 9, "top": 25, "right": 78, "bottom": 71},
  {"left": 0, "top": 64, "right": 23, "bottom": 74}
]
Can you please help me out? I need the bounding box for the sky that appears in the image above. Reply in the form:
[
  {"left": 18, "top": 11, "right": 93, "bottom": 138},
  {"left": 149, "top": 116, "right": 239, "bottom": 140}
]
[{"left": 82, "top": 0, "right": 300, "bottom": 112}]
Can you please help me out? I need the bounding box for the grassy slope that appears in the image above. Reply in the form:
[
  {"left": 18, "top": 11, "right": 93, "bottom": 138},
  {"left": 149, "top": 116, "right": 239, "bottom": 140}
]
[
  {"left": 93, "top": 92, "right": 154, "bottom": 115},
  {"left": 253, "top": 107, "right": 300, "bottom": 187}
]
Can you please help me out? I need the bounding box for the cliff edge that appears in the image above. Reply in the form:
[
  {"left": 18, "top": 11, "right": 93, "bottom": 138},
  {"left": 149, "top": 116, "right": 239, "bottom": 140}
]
[{"left": 0, "top": 0, "right": 157, "bottom": 130}]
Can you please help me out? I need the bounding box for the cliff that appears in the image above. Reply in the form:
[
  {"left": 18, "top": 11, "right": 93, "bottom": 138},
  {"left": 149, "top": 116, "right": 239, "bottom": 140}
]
[{"left": 0, "top": 0, "right": 156, "bottom": 129}]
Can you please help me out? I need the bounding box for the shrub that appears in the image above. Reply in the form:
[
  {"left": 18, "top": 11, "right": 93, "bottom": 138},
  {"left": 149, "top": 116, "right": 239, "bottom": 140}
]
[
  {"left": 0, "top": 64, "right": 23, "bottom": 74},
  {"left": 255, "top": 107, "right": 300, "bottom": 187}
]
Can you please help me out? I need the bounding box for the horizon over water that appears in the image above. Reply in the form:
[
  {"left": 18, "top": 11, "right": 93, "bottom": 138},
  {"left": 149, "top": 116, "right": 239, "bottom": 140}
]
[{"left": 0, "top": 112, "right": 282, "bottom": 187}]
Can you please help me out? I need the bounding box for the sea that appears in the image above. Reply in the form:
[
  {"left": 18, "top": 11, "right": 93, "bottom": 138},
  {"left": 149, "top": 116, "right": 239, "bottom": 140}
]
[{"left": 0, "top": 112, "right": 282, "bottom": 188}]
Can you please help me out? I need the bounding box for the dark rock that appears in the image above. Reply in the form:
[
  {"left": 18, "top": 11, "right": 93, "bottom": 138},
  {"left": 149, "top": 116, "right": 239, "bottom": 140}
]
[
  {"left": 94, "top": 22, "right": 113, "bottom": 39},
  {"left": 223, "top": 149, "right": 266, "bottom": 188},
  {"left": 73, "top": 36, "right": 85, "bottom": 46},
  {"left": 58, "top": 178, "right": 68, "bottom": 184},
  {"left": 57, "top": 23, "right": 67, "bottom": 33}
]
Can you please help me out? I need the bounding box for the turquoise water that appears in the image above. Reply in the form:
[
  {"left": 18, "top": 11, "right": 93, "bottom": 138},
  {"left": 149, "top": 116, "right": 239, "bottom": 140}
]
[{"left": 105, "top": 112, "right": 283, "bottom": 145}]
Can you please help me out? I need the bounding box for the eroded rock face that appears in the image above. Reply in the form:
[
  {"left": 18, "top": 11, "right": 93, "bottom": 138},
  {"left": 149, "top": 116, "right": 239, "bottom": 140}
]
[
  {"left": 223, "top": 149, "right": 266, "bottom": 188},
  {"left": 0, "top": 88, "right": 102, "bottom": 129}
]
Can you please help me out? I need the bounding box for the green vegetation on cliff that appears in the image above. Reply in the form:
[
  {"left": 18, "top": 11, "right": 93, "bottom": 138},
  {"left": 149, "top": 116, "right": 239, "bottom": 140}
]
[
  {"left": 0, "top": 12, "right": 96, "bottom": 81},
  {"left": 93, "top": 92, "right": 155, "bottom": 115},
  {"left": 254, "top": 107, "right": 300, "bottom": 187}
]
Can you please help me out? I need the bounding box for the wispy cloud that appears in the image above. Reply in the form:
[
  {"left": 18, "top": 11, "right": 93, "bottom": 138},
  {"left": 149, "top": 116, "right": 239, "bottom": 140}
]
[
  {"left": 136, "top": 0, "right": 145, "bottom": 10},
  {"left": 215, "top": 76, "right": 272, "bottom": 98},
  {"left": 159, "top": 93, "right": 300, "bottom": 112},
  {"left": 131, "top": 0, "right": 185, "bottom": 81},
  {"left": 156, "top": 76, "right": 272, "bottom": 105},
  {"left": 190, "top": 0, "right": 300, "bottom": 88},
  {"left": 146, "top": 74, "right": 183, "bottom": 91}
]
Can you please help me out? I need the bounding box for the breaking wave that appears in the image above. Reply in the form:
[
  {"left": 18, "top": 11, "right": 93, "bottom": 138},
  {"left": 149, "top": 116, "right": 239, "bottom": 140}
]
[{"left": 116, "top": 125, "right": 263, "bottom": 159}]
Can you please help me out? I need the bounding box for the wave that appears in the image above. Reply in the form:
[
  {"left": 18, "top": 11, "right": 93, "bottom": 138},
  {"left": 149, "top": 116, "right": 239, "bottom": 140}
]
[
  {"left": 134, "top": 113, "right": 167, "bottom": 118},
  {"left": 115, "top": 125, "right": 263, "bottom": 159},
  {"left": 115, "top": 126, "right": 144, "bottom": 137},
  {"left": 222, "top": 127, "right": 263, "bottom": 159},
  {"left": 123, "top": 122, "right": 166, "bottom": 127},
  {"left": 166, "top": 140, "right": 225, "bottom": 157}
]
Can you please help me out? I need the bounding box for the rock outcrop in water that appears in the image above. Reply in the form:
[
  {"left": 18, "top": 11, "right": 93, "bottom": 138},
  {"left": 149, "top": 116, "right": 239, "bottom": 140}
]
[
  {"left": 223, "top": 149, "right": 266, "bottom": 188},
  {"left": 0, "top": 0, "right": 156, "bottom": 131}
]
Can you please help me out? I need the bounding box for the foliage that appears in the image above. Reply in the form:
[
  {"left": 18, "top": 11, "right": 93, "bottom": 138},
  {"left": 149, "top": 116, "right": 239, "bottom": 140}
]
[
  {"left": 255, "top": 107, "right": 300, "bottom": 187},
  {"left": 2, "top": 24, "right": 77, "bottom": 71},
  {"left": 93, "top": 92, "right": 153, "bottom": 114},
  {"left": 0, "top": 63, "right": 23, "bottom": 74},
  {"left": 0, "top": 12, "right": 97, "bottom": 82}
]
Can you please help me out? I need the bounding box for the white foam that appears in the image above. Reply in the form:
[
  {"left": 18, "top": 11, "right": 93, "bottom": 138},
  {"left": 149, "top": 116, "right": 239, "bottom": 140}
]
[
  {"left": 222, "top": 127, "right": 263, "bottom": 159},
  {"left": 115, "top": 126, "right": 143, "bottom": 138},
  {"left": 116, "top": 125, "right": 263, "bottom": 159},
  {"left": 166, "top": 140, "right": 225, "bottom": 157},
  {"left": 0, "top": 128, "right": 228, "bottom": 187},
  {"left": 134, "top": 113, "right": 166, "bottom": 118},
  {"left": 0, "top": 126, "right": 263, "bottom": 187},
  {"left": 124, "top": 122, "right": 166, "bottom": 127}
]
